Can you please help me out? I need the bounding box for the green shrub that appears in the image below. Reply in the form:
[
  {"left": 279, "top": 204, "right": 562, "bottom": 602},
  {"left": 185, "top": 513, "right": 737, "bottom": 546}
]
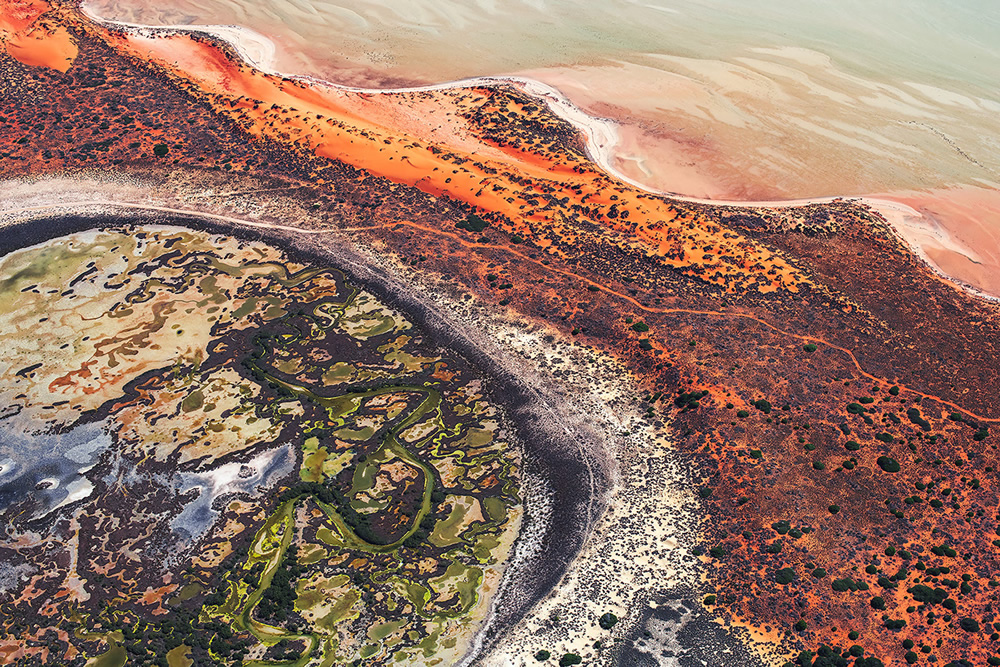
[
  {"left": 877, "top": 457, "right": 900, "bottom": 473},
  {"left": 803, "top": 343, "right": 817, "bottom": 353},
  {"left": 737, "top": 410, "right": 750, "bottom": 418},
  {"left": 775, "top": 568, "right": 796, "bottom": 584},
  {"left": 703, "top": 595, "right": 716, "bottom": 605},
  {"left": 906, "top": 408, "right": 931, "bottom": 431},
  {"left": 959, "top": 618, "right": 980, "bottom": 632},
  {"left": 750, "top": 449, "right": 763, "bottom": 459},
  {"left": 772, "top": 520, "right": 791, "bottom": 535},
  {"left": 813, "top": 461, "right": 826, "bottom": 470},
  {"left": 909, "top": 584, "right": 947, "bottom": 605},
  {"left": 870, "top": 596, "right": 886, "bottom": 610},
  {"left": 828, "top": 505, "right": 840, "bottom": 514},
  {"left": 832, "top": 578, "right": 861, "bottom": 592},
  {"left": 153, "top": 143, "right": 169, "bottom": 156},
  {"left": 676, "top": 390, "right": 709, "bottom": 410},
  {"left": 847, "top": 403, "right": 865, "bottom": 415},
  {"left": 631, "top": 321, "right": 650, "bottom": 332},
  {"left": 457, "top": 214, "right": 489, "bottom": 232},
  {"left": 931, "top": 544, "right": 957, "bottom": 557},
  {"left": 845, "top": 440, "right": 861, "bottom": 451},
  {"left": 794, "top": 619, "right": 807, "bottom": 631},
  {"left": 559, "top": 653, "right": 582, "bottom": 667},
  {"left": 534, "top": 650, "right": 551, "bottom": 661},
  {"left": 598, "top": 612, "right": 619, "bottom": 629},
  {"left": 855, "top": 659, "right": 884, "bottom": 667}
]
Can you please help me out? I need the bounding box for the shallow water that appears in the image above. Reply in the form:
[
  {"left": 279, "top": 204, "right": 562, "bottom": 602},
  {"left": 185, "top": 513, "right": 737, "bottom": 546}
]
[{"left": 84, "top": 0, "right": 1000, "bottom": 201}]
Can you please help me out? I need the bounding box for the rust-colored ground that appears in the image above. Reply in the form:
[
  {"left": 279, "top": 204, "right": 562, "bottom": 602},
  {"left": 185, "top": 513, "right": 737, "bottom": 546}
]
[{"left": 3, "top": 2, "right": 1000, "bottom": 665}]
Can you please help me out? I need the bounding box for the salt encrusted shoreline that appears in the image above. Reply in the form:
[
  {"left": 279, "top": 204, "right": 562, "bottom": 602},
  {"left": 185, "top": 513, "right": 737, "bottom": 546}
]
[{"left": 80, "top": 2, "right": 995, "bottom": 303}]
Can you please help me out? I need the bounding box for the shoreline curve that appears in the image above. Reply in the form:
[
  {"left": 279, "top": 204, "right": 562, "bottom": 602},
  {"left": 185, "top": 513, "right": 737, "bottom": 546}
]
[{"left": 78, "top": 2, "right": 996, "bottom": 303}]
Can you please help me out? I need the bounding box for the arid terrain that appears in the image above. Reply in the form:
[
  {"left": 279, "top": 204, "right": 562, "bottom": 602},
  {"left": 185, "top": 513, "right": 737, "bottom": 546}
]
[{"left": 1, "top": 1, "right": 1000, "bottom": 666}]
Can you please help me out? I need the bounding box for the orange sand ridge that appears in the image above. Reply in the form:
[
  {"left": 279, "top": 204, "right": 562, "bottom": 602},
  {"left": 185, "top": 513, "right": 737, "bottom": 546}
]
[
  {"left": 106, "top": 29, "right": 809, "bottom": 295},
  {"left": 1, "top": 1, "right": 77, "bottom": 73}
]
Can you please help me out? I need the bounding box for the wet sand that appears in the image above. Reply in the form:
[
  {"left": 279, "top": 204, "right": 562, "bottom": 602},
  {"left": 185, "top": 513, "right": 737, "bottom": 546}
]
[{"left": 873, "top": 187, "right": 1000, "bottom": 298}]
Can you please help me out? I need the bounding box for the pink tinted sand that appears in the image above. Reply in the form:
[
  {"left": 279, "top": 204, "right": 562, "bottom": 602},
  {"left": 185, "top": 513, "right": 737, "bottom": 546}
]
[{"left": 876, "top": 188, "right": 1000, "bottom": 298}]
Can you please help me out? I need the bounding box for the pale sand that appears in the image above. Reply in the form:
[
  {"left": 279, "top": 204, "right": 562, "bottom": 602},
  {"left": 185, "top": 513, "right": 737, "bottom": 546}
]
[
  {"left": 871, "top": 188, "right": 1000, "bottom": 299},
  {"left": 76, "top": 8, "right": 1000, "bottom": 300}
]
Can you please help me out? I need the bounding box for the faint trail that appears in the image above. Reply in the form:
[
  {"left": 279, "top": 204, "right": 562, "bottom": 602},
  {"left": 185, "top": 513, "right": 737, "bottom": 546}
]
[
  {"left": 5, "top": 199, "right": 996, "bottom": 424},
  {"left": 383, "top": 220, "right": 1000, "bottom": 425}
]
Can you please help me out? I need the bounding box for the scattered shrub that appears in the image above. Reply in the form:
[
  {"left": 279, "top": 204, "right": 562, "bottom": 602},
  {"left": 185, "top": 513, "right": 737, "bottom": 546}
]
[
  {"left": 676, "top": 390, "right": 709, "bottom": 410},
  {"left": 909, "top": 584, "right": 947, "bottom": 605},
  {"left": 877, "top": 457, "right": 901, "bottom": 473},
  {"left": 960, "top": 617, "right": 980, "bottom": 632},
  {"left": 906, "top": 407, "right": 931, "bottom": 431},
  {"left": 457, "top": 214, "right": 489, "bottom": 232},
  {"left": 775, "top": 568, "right": 796, "bottom": 584}
]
